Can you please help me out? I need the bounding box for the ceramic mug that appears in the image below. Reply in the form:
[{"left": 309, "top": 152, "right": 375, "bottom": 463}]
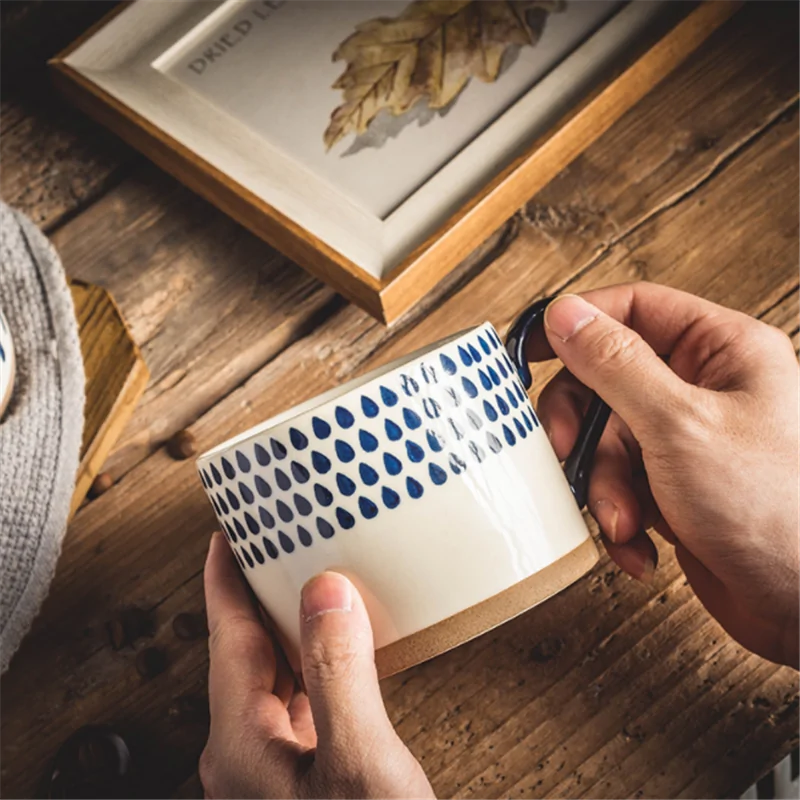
[
  {"left": 0, "top": 308, "right": 15, "bottom": 420},
  {"left": 197, "top": 298, "right": 609, "bottom": 676}
]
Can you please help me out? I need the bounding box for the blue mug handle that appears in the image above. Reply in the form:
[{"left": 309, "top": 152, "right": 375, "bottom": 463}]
[{"left": 505, "top": 296, "right": 611, "bottom": 510}]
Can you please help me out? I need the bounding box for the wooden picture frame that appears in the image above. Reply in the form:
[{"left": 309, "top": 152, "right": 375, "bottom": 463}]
[{"left": 50, "top": 1, "right": 739, "bottom": 325}]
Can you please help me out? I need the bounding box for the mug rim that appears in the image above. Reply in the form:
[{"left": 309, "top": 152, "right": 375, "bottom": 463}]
[{"left": 197, "top": 321, "right": 496, "bottom": 464}]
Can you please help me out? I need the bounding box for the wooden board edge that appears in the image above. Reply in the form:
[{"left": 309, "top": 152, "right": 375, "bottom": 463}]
[
  {"left": 47, "top": 60, "right": 387, "bottom": 323},
  {"left": 378, "top": 0, "right": 743, "bottom": 323}
]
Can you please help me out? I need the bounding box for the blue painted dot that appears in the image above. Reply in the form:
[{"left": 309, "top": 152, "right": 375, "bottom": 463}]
[
  {"left": 467, "top": 409, "right": 483, "bottom": 430},
  {"left": 450, "top": 453, "right": 467, "bottom": 474},
  {"left": 359, "top": 463, "right": 379, "bottom": 486},
  {"left": 226, "top": 488, "right": 240, "bottom": 511},
  {"left": 429, "top": 463, "right": 448, "bottom": 485},
  {"left": 448, "top": 418, "right": 465, "bottom": 440},
  {"left": 317, "top": 517, "right": 335, "bottom": 538},
  {"left": 462, "top": 377, "right": 478, "bottom": 398},
  {"left": 254, "top": 443, "right": 270, "bottom": 467},
  {"left": 383, "top": 452, "right": 402, "bottom": 475},
  {"left": 361, "top": 395, "right": 380, "bottom": 417},
  {"left": 236, "top": 451, "right": 251, "bottom": 473},
  {"left": 400, "top": 374, "right": 419, "bottom": 396},
  {"left": 263, "top": 537, "right": 279, "bottom": 559},
  {"left": 496, "top": 395, "right": 510, "bottom": 416},
  {"left": 406, "top": 477, "right": 424, "bottom": 498},
  {"left": 468, "top": 343, "right": 482, "bottom": 363},
  {"left": 250, "top": 541, "right": 265, "bottom": 565},
  {"left": 490, "top": 329, "right": 502, "bottom": 349},
  {"left": 479, "top": 335, "right": 491, "bottom": 355},
  {"left": 503, "top": 424, "right": 516, "bottom": 446},
  {"left": 506, "top": 387, "right": 519, "bottom": 408},
  {"left": 483, "top": 399, "right": 498, "bottom": 422},
  {"left": 487, "top": 432, "right": 502, "bottom": 453},
  {"left": 382, "top": 486, "right": 400, "bottom": 509},
  {"left": 225, "top": 521, "right": 236, "bottom": 542},
  {"left": 515, "top": 417, "right": 527, "bottom": 439},
  {"left": 335, "top": 406, "right": 354, "bottom": 429},
  {"left": 336, "top": 473, "right": 356, "bottom": 496},
  {"left": 298, "top": 525, "right": 313, "bottom": 547},
  {"left": 403, "top": 408, "right": 422, "bottom": 429},
  {"left": 359, "top": 429, "right": 379, "bottom": 452},
  {"left": 271, "top": 438, "right": 287, "bottom": 460},
  {"left": 479, "top": 369, "right": 492, "bottom": 391},
  {"left": 336, "top": 508, "right": 355, "bottom": 529},
  {"left": 423, "top": 398, "right": 442, "bottom": 419},
  {"left": 523, "top": 411, "right": 534, "bottom": 431},
  {"left": 488, "top": 366, "right": 501, "bottom": 386},
  {"left": 294, "top": 493, "right": 312, "bottom": 516},
  {"left": 421, "top": 364, "right": 437, "bottom": 384},
  {"left": 242, "top": 548, "right": 254, "bottom": 568},
  {"left": 469, "top": 441, "right": 485, "bottom": 462},
  {"left": 458, "top": 345, "right": 473, "bottom": 367},
  {"left": 234, "top": 550, "right": 246, "bottom": 570},
  {"left": 291, "top": 461, "right": 310, "bottom": 483},
  {"left": 217, "top": 494, "right": 229, "bottom": 514},
  {"left": 312, "top": 417, "right": 331, "bottom": 439},
  {"left": 210, "top": 463, "right": 222, "bottom": 485},
  {"left": 495, "top": 357, "right": 508, "bottom": 378},
  {"left": 516, "top": 383, "right": 527, "bottom": 403},
  {"left": 440, "top": 354, "right": 457, "bottom": 375},
  {"left": 529, "top": 407, "right": 540, "bottom": 428},
  {"left": 289, "top": 428, "right": 309, "bottom": 450},
  {"left": 239, "top": 482, "right": 254, "bottom": 505},
  {"left": 406, "top": 440, "right": 425, "bottom": 462},
  {"left": 314, "top": 483, "right": 333, "bottom": 506},
  {"left": 276, "top": 500, "right": 294, "bottom": 522},
  {"left": 234, "top": 519, "right": 247, "bottom": 540},
  {"left": 359, "top": 496, "right": 378, "bottom": 519},
  {"left": 275, "top": 469, "right": 291, "bottom": 491},
  {"left": 380, "top": 385, "right": 398, "bottom": 406},
  {"left": 245, "top": 512, "right": 260, "bottom": 534},
  {"left": 222, "top": 457, "right": 235, "bottom": 480},
  {"left": 201, "top": 470, "right": 210, "bottom": 489},
  {"left": 426, "top": 429, "right": 444, "bottom": 452},
  {"left": 278, "top": 531, "right": 295, "bottom": 553},
  {"left": 380, "top": 418, "right": 403, "bottom": 443},
  {"left": 335, "top": 440, "right": 355, "bottom": 463},
  {"left": 311, "top": 451, "right": 331, "bottom": 474},
  {"left": 255, "top": 475, "right": 272, "bottom": 498},
  {"left": 259, "top": 506, "right": 275, "bottom": 529},
  {"left": 211, "top": 496, "right": 221, "bottom": 515}
]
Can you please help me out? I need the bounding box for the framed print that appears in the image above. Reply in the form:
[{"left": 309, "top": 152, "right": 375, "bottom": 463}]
[{"left": 51, "top": 0, "right": 740, "bottom": 324}]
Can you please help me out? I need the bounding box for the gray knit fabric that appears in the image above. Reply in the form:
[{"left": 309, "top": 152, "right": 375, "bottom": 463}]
[{"left": 0, "top": 202, "right": 85, "bottom": 673}]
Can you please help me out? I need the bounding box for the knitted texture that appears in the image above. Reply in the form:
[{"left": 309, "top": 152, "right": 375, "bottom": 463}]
[{"left": 0, "top": 202, "right": 85, "bottom": 673}]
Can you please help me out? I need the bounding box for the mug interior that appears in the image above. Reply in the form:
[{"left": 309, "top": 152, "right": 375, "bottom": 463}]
[{"left": 199, "top": 325, "right": 482, "bottom": 460}]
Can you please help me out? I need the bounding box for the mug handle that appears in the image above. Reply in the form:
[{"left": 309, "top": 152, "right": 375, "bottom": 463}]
[{"left": 505, "top": 296, "right": 611, "bottom": 510}]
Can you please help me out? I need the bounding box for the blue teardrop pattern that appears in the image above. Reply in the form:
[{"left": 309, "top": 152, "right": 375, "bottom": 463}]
[
  {"left": 234, "top": 550, "right": 246, "bottom": 570},
  {"left": 242, "top": 548, "right": 254, "bottom": 568},
  {"left": 210, "top": 463, "right": 222, "bottom": 485},
  {"left": 225, "top": 521, "right": 236, "bottom": 542},
  {"left": 254, "top": 443, "right": 271, "bottom": 467},
  {"left": 250, "top": 542, "right": 265, "bottom": 564},
  {"left": 276, "top": 500, "right": 294, "bottom": 522},
  {"left": 291, "top": 461, "right": 310, "bottom": 483},
  {"left": 445, "top": 386, "right": 461, "bottom": 407},
  {"left": 458, "top": 345, "right": 473, "bottom": 367},
  {"left": 222, "top": 457, "right": 235, "bottom": 480},
  {"left": 429, "top": 463, "right": 448, "bottom": 485},
  {"left": 487, "top": 432, "right": 503, "bottom": 454},
  {"left": 400, "top": 374, "right": 419, "bottom": 397},
  {"left": 311, "top": 451, "right": 331, "bottom": 474},
  {"left": 217, "top": 494, "right": 229, "bottom": 514},
  {"left": 483, "top": 399, "right": 498, "bottom": 422},
  {"left": 335, "top": 406, "right": 355, "bottom": 429},
  {"left": 317, "top": 517, "right": 335, "bottom": 538},
  {"left": 271, "top": 438, "right": 287, "bottom": 460},
  {"left": 359, "top": 463, "right": 379, "bottom": 486},
  {"left": 469, "top": 441, "right": 485, "bottom": 463},
  {"left": 495, "top": 357, "right": 508, "bottom": 378},
  {"left": 515, "top": 382, "right": 527, "bottom": 403},
  {"left": 314, "top": 483, "right": 333, "bottom": 506},
  {"left": 449, "top": 453, "right": 467, "bottom": 475},
  {"left": 382, "top": 486, "right": 400, "bottom": 509},
  {"left": 468, "top": 343, "right": 482, "bottom": 363},
  {"left": 359, "top": 429, "right": 379, "bottom": 452},
  {"left": 488, "top": 366, "right": 501, "bottom": 386},
  {"left": 211, "top": 495, "right": 221, "bottom": 515},
  {"left": 226, "top": 488, "right": 240, "bottom": 511},
  {"left": 426, "top": 429, "right": 444, "bottom": 452},
  {"left": 290, "top": 428, "right": 309, "bottom": 450},
  {"left": 336, "top": 508, "right": 355, "bottom": 529},
  {"left": 385, "top": 419, "right": 403, "bottom": 441},
  {"left": 336, "top": 473, "right": 356, "bottom": 496},
  {"left": 462, "top": 377, "right": 478, "bottom": 398},
  {"left": 239, "top": 482, "right": 254, "bottom": 505},
  {"left": 259, "top": 506, "right": 275, "bottom": 529},
  {"left": 529, "top": 407, "right": 540, "bottom": 428},
  {"left": 255, "top": 475, "right": 272, "bottom": 498},
  {"left": 448, "top": 418, "right": 465, "bottom": 440},
  {"left": 423, "top": 398, "right": 441, "bottom": 419},
  {"left": 245, "top": 512, "right": 260, "bottom": 534},
  {"left": 361, "top": 395, "right": 380, "bottom": 418},
  {"left": 502, "top": 424, "right": 516, "bottom": 446},
  {"left": 380, "top": 385, "right": 398, "bottom": 406},
  {"left": 312, "top": 416, "right": 331, "bottom": 439},
  {"left": 335, "top": 439, "right": 355, "bottom": 463},
  {"left": 478, "top": 334, "right": 491, "bottom": 355},
  {"left": 440, "top": 354, "right": 457, "bottom": 375},
  {"left": 496, "top": 394, "right": 510, "bottom": 416},
  {"left": 384, "top": 452, "right": 402, "bottom": 475},
  {"left": 295, "top": 493, "right": 313, "bottom": 516},
  {"left": 234, "top": 519, "right": 247, "bottom": 541},
  {"left": 479, "top": 369, "right": 492, "bottom": 391},
  {"left": 506, "top": 386, "right": 519, "bottom": 409},
  {"left": 263, "top": 537, "right": 279, "bottom": 559},
  {"left": 359, "top": 496, "right": 378, "bottom": 519},
  {"left": 236, "top": 451, "right": 251, "bottom": 473},
  {"left": 466, "top": 409, "right": 483, "bottom": 430},
  {"left": 523, "top": 411, "right": 534, "bottom": 431},
  {"left": 514, "top": 417, "right": 527, "bottom": 439},
  {"left": 278, "top": 531, "right": 295, "bottom": 553},
  {"left": 275, "top": 468, "right": 291, "bottom": 491},
  {"left": 298, "top": 525, "right": 313, "bottom": 547},
  {"left": 406, "top": 440, "right": 425, "bottom": 462},
  {"left": 406, "top": 476, "right": 424, "bottom": 499},
  {"left": 403, "top": 408, "right": 422, "bottom": 429}
]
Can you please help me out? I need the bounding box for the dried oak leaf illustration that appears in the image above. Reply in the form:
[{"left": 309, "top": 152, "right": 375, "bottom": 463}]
[{"left": 324, "top": 0, "right": 564, "bottom": 150}]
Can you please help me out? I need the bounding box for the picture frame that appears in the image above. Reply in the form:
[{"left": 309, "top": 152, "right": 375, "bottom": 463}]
[{"left": 51, "top": 0, "right": 740, "bottom": 325}]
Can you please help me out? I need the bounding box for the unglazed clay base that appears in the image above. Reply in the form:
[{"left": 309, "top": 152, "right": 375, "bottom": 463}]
[{"left": 375, "top": 537, "right": 599, "bottom": 678}]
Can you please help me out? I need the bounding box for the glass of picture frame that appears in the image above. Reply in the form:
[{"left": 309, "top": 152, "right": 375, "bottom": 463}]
[{"left": 51, "top": 0, "right": 739, "bottom": 324}]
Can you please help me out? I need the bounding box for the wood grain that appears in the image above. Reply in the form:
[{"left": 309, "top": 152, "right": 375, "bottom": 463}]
[
  {"left": 69, "top": 279, "right": 149, "bottom": 515},
  {"left": 1, "top": 3, "right": 797, "bottom": 798}
]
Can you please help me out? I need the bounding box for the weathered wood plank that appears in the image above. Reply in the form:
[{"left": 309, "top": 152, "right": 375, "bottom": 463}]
[{"left": 762, "top": 288, "right": 800, "bottom": 352}]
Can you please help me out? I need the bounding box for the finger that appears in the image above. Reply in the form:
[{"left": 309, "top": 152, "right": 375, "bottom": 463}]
[
  {"left": 631, "top": 471, "right": 661, "bottom": 533},
  {"left": 603, "top": 530, "right": 658, "bottom": 584},
  {"left": 288, "top": 692, "right": 317, "bottom": 749},
  {"left": 204, "top": 533, "right": 281, "bottom": 725},
  {"left": 299, "top": 572, "right": 397, "bottom": 769},
  {"left": 536, "top": 367, "right": 592, "bottom": 459},
  {"left": 543, "top": 293, "right": 698, "bottom": 436}
]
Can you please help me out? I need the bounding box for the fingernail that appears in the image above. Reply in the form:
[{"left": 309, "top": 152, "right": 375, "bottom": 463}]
[
  {"left": 301, "top": 572, "right": 352, "bottom": 622},
  {"left": 593, "top": 499, "right": 620, "bottom": 542},
  {"left": 545, "top": 295, "right": 600, "bottom": 342}
]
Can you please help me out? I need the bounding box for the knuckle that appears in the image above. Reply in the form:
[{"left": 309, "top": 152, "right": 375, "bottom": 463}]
[
  {"left": 590, "top": 325, "right": 642, "bottom": 372},
  {"left": 304, "top": 637, "right": 359, "bottom": 686}
]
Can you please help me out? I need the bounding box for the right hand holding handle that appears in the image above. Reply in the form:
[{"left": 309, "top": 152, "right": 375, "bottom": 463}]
[{"left": 527, "top": 283, "right": 799, "bottom": 667}]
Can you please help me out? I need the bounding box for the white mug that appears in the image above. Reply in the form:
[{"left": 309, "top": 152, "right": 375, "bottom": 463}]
[{"left": 197, "top": 298, "right": 608, "bottom": 676}]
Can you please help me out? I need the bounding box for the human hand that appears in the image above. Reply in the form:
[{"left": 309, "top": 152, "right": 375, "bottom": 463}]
[
  {"left": 200, "top": 532, "right": 434, "bottom": 799},
  {"left": 528, "top": 283, "right": 799, "bottom": 667}
]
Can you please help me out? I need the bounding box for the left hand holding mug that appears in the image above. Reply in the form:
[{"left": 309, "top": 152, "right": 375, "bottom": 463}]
[{"left": 200, "top": 532, "right": 434, "bottom": 799}]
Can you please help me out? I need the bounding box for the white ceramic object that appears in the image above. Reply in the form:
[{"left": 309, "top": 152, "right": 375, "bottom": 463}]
[
  {"left": 197, "top": 321, "right": 599, "bottom": 676},
  {"left": 0, "top": 308, "right": 15, "bottom": 419}
]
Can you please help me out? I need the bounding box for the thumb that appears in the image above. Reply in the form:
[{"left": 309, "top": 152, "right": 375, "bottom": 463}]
[
  {"left": 543, "top": 294, "right": 692, "bottom": 436},
  {"left": 299, "top": 571, "right": 394, "bottom": 767}
]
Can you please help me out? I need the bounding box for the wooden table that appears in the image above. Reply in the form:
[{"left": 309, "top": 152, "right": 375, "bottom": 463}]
[{"left": 2, "top": 3, "right": 798, "bottom": 797}]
